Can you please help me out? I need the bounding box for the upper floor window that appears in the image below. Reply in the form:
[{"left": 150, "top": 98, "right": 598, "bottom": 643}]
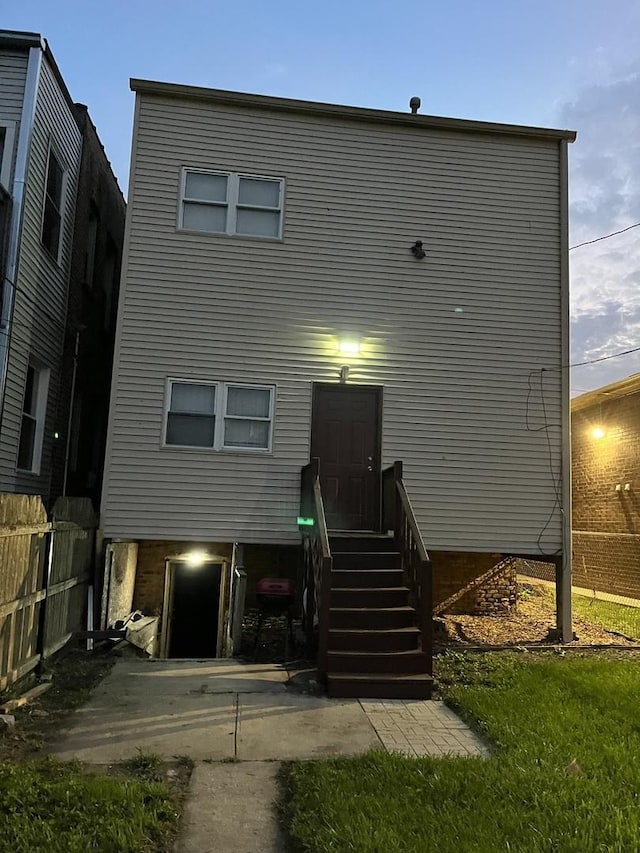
[
  {"left": 164, "top": 379, "right": 275, "bottom": 452},
  {"left": 179, "top": 169, "right": 284, "bottom": 239},
  {"left": 0, "top": 122, "right": 16, "bottom": 192},
  {"left": 17, "top": 362, "right": 50, "bottom": 474},
  {"left": 41, "top": 147, "right": 65, "bottom": 261}
]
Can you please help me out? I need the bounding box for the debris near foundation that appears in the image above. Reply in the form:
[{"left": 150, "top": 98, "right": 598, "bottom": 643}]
[{"left": 435, "top": 580, "right": 640, "bottom": 647}]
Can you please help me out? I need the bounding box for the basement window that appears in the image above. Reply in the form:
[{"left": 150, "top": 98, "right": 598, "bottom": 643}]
[
  {"left": 179, "top": 169, "right": 284, "bottom": 239},
  {"left": 164, "top": 379, "right": 274, "bottom": 452}
]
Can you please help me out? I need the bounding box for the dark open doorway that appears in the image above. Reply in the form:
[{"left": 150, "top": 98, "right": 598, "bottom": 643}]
[{"left": 165, "top": 561, "right": 222, "bottom": 658}]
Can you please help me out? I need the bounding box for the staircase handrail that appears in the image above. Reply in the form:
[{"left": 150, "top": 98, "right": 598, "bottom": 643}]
[
  {"left": 382, "top": 461, "right": 433, "bottom": 674},
  {"left": 300, "top": 458, "right": 332, "bottom": 675}
]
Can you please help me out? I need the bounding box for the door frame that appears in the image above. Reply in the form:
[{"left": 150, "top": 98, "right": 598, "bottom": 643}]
[
  {"left": 160, "top": 558, "right": 228, "bottom": 658},
  {"left": 310, "top": 382, "right": 384, "bottom": 531}
]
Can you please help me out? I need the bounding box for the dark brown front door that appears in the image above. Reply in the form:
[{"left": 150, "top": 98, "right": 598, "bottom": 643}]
[{"left": 310, "top": 384, "right": 381, "bottom": 531}]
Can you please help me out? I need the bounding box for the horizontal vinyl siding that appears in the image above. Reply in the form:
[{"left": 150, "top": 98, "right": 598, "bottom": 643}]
[
  {"left": 0, "top": 49, "right": 27, "bottom": 185},
  {"left": 0, "top": 55, "right": 81, "bottom": 499},
  {"left": 102, "top": 96, "right": 564, "bottom": 553}
]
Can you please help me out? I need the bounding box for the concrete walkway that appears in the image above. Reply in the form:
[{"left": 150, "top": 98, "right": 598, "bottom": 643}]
[{"left": 51, "top": 659, "right": 487, "bottom": 852}]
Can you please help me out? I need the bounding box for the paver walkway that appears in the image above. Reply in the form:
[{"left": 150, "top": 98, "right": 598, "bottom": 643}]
[{"left": 361, "top": 698, "right": 489, "bottom": 757}]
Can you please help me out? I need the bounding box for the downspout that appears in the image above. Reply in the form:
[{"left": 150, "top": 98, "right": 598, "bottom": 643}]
[
  {"left": 558, "top": 138, "right": 573, "bottom": 643},
  {"left": 0, "top": 44, "right": 43, "bottom": 431}
]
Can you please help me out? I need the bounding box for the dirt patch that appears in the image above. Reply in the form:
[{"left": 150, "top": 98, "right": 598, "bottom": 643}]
[
  {"left": 0, "top": 646, "right": 192, "bottom": 853},
  {"left": 436, "top": 581, "right": 640, "bottom": 647},
  {"left": 0, "top": 645, "right": 117, "bottom": 763}
]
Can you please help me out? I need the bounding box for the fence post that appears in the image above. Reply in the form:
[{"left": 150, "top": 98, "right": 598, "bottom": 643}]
[{"left": 35, "top": 529, "right": 54, "bottom": 662}]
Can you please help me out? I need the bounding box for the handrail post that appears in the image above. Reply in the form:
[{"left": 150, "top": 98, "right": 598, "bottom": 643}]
[
  {"left": 299, "top": 457, "right": 332, "bottom": 680},
  {"left": 421, "top": 559, "right": 433, "bottom": 675}
]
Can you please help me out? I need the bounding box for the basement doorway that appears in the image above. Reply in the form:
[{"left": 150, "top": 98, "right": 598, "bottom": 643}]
[{"left": 161, "top": 560, "right": 223, "bottom": 658}]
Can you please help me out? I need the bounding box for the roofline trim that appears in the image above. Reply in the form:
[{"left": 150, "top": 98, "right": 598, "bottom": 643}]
[
  {"left": 571, "top": 372, "right": 640, "bottom": 412},
  {"left": 130, "top": 79, "right": 577, "bottom": 142}
]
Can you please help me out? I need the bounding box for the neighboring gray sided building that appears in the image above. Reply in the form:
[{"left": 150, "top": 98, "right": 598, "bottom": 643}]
[
  {"left": 101, "top": 80, "right": 575, "bottom": 687},
  {"left": 0, "top": 31, "right": 124, "bottom": 507}
]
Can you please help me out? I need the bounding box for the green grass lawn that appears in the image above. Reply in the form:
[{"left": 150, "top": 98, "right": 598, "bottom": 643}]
[
  {"left": 0, "top": 757, "right": 177, "bottom": 853},
  {"left": 281, "top": 652, "right": 640, "bottom": 853},
  {"left": 573, "top": 594, "right": 640, "bottom": 640}
]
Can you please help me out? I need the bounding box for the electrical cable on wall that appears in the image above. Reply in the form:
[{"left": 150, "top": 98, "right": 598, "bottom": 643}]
[{"left": 525, "top": 367, "right": 564, "bottom": 557}]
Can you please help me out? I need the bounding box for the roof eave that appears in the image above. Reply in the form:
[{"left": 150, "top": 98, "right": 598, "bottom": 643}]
[
  {"left": 129, "top": 78, "right": 577, "bottom": 143},
  {"left": 572, "top": 372, "right": 640, "bottom": 412}
]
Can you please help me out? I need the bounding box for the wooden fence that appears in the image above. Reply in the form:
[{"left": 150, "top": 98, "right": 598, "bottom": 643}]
[{"left": 0, "top": 494, "right": 96, "bottom": 692}]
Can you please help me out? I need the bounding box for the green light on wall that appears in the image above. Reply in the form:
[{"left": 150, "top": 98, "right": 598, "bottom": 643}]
[{"left": 297, "top": 517, "right": 315, "bottom": 527}]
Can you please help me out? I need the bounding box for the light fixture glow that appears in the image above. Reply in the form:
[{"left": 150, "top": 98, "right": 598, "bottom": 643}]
[
  {"left": 185, "top": 550, "right": 208, "bottom": 567},
  {"left": 591, "top": 427, "right": 605, "bottom": 439},
  {"left": 338, "top": 340, "right": 360, "bottom": 356}
]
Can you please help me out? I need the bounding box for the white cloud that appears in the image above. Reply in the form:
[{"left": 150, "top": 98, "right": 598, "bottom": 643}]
[{"left": 557, "top": 67, "right": 640, "bottom": 390}]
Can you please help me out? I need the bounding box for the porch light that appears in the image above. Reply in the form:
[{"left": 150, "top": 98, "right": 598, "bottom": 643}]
[
  {"left": 338, "top": 340, "right": 360, "bottom": 356},
  {"left": 185, "top": 550, "right": 208, "bottom": 567},
  {"left": 297, "top": 516, "right": 314, "bottom": 527},
  {"left": 591, "top": 427, "right": 605, "bottom": 439}
]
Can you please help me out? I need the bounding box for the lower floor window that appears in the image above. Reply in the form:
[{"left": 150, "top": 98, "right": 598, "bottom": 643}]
[
  {"left": 164, "top": 379, "right": 274, "bottom": 451},
  {"left": 17, "top": 362, "right": 50, "bottom": 473}
]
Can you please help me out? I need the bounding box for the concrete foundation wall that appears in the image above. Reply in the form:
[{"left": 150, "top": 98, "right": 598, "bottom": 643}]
[{"left": 104, "top": 541, "right": 137, "bottom": 625}]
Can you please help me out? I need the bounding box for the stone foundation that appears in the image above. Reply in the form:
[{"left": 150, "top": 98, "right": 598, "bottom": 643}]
[{"left": 431, "top": 551, "right": 517, "bottom": 615}]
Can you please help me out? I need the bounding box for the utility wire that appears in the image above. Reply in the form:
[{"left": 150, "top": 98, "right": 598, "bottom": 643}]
[
  {"left": 569, "top": 345, "right": 640, "bottom": 368},
  {"left": 570, "top": 221, "right": 640, "bottom": 251}
]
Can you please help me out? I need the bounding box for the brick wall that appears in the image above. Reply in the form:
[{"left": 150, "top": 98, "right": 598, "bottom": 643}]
[
  {"left": 132, "top": 540, "right": 300, "bottom": 615},
  {"left": 242, "top": 544, "right": 301, "bottom": 608},
  {"left": 431, "top": 551, "right": 517, "bottom": 615},
  {"left": 572, "top": 393, "right": 639, "bottom": 533},
  {"left": 572, "top": 389, "right": 640, "bottom": 599},
  {"left": 133, "top": 541, "right": 232, "bottom": 615}
]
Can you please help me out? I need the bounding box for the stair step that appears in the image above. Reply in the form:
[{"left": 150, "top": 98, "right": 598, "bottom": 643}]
[
  {"left": 329, "top": 535, "right": 397, "bottom": 552},
  {"left": 332, "top": 552, "right": 400, "bottom": 570},
  {"left": 327, "top": 672, "right": 433, "bottom": 700},
  {"left": 328, "top": 649, "right": 429, "bottom": 673},
  {"left": 332, "top": 569, "right": 403, "bottom": 589},
  {"left": 330, "top": 587, "right": 410, "bottom": 608},
  {"left": 329, "top": 627, "right": 420, "bottom": 651},
  {"left": 330, "top": 607, "right": 416, "bottom": 630}
]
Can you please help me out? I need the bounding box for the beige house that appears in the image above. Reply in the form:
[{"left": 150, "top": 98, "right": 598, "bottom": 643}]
[{"left": 101, "top": 80, "right": 575, "bottom": 695}]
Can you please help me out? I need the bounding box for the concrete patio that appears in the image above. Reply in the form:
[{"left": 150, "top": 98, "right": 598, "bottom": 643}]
[{"left": 51, "top": 658, "right": 487, "bottom": 852}]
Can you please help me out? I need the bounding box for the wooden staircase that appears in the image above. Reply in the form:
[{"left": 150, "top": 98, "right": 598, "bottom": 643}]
[{"left": 326, "top": 535, "right": 433, "bottom": 699}]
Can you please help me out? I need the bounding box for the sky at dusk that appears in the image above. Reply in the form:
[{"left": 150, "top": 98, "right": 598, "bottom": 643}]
[{"left": 4, "top": 0, "right": 640, "bottom": 393}]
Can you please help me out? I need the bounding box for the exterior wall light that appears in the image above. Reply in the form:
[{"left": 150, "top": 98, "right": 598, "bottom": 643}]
[
  {"left": 185, "top": 550, "right": 208, "bottom": 567},
  {"left": 338, "top": 340, "right": 360, "bottom": 356},
  {"left": 591, "top": 427, "right": 605, "bottom": 439}
]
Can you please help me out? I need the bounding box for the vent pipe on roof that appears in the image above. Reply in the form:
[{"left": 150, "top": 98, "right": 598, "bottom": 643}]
[{"left": 409, "top": 96, "right": 421, "bottom": 114}]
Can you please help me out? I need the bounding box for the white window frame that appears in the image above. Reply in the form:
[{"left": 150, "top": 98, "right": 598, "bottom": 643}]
[
  {"left": 17, "top": 362, "right": 50, "bottom": 475},
  {"left": 162, "top": 378, "right": 275, "bottom": 453},
  {"left": 0, "top": 121, "right": 16, "bottom": 191},
  {"left": 41, "top": 142, "right": 67, "bottom": 263},
  {"left": 178, "top": 168, "right": 284, "bottom": 239}
]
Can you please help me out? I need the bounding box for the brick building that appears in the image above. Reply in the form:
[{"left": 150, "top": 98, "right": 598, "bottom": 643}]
[{"left": 572, "top": 373, "right": 640, "bottom": 599}]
